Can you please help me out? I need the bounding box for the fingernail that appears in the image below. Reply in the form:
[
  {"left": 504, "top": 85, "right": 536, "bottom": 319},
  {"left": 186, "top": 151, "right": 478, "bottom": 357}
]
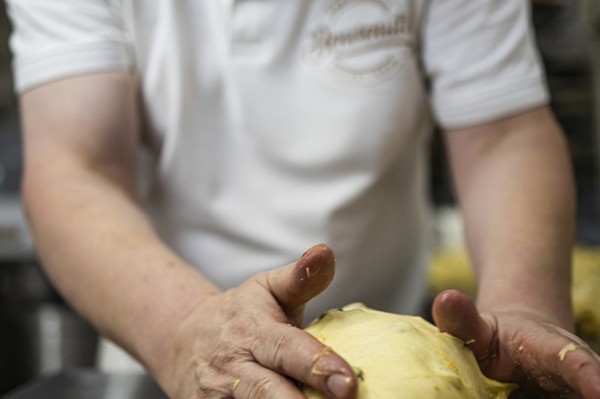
[{"left": 326, "top": 374, "right": 353, "bottom": 399}]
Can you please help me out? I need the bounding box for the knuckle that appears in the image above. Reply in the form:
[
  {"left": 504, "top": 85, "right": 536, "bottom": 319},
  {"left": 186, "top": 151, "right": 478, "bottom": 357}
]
[
  {"left": 248, "top": 377, "right": 275, "bottom": 399},
  {"left": 192, "top": 362, "right": 234, "bottom": 399},
  {"left": 210, "top": 344, "right": 252, "bottom": 372},
  {"left": 271, "top": 329, "right": 295, "bottom": 370},
  {"left": 209, "top": 318, "right": 258, "bottom": 369},
  {"left": 575, "top": 359, "right": 592, "bottom": 373},
  {"left": 194, "top": 386, "right": 224, "bottom": 399}
]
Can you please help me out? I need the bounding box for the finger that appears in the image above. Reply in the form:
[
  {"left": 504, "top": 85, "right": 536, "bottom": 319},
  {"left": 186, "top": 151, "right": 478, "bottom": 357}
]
[
  {"left": 232, "top": 362, "right": 306, "bottom": 399},
  {"left": 252, "top": 322, "right": 357, "bottom": 399},
  {"left": 511, "top": 334, "right": 600, "bottom": 397},
  {"left": 432, "top": 290, "right": 498, "bottom": 368},
  {"left": 258, "top": 243, "right": 335, "bottom": 324},
  {"left": 433, "top": 290, "right": 600, "bottom": 398},
  {"left": 542, "top": 339, "right": 600, "bottom": 398},
  {"left": 269, "top": 243, "right": 335, "bottom": 306}
]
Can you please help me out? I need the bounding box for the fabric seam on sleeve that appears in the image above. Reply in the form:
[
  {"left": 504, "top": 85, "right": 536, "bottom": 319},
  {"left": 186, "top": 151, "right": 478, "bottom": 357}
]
[
  {"left": 14, "top": 41, "right": 132, "bottom": 93},
  {"left": 433, "top": 75, "right": 550, "bottom": 129}
]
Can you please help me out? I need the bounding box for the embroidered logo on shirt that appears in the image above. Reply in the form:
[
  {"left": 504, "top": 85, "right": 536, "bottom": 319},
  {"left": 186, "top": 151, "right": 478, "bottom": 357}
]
[{"left": 303, "top": 0, "right": 416, "bottom": 86}]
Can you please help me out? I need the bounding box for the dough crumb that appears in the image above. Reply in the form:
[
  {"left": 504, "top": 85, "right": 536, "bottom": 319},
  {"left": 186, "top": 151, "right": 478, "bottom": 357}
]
[
  {"left": 311, "top": 346, "right": 334, "bottom": 375},
  {"left": 558, "top": 342, "right": 579, "bottom": 361}
]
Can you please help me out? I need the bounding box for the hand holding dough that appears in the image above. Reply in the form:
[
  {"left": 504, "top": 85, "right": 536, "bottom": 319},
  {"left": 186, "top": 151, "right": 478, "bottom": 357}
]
[{"left": 302, "top": 303, "right": 515, "bottom": 398}]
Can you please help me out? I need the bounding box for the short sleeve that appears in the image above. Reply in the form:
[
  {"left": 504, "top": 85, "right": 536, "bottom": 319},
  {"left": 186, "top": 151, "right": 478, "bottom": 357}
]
[
  {"left": 5, "top": 0, "right": 132, "bottom": 93},
  {"left": 422, "top": 0, "right": 549, "bottom": 129}
]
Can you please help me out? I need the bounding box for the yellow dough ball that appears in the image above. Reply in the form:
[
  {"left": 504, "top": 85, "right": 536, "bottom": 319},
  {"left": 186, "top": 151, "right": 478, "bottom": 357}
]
[{"left": 302, "top": 303, "right": 515, "bottom": 399}]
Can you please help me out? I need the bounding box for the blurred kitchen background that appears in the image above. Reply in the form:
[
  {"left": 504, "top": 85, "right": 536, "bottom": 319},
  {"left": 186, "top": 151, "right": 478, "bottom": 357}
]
[
  {"left": 0, "top": 0, "right": 600, "bottom": 396},
  {"left": 0, "top": 3, "right": 104, "bottom": 396}
]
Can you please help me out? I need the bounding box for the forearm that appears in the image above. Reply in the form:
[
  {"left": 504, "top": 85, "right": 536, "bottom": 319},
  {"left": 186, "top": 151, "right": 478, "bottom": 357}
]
[
  {"left": 22, "top": 161, "right": 220, "bottom": 375},
  {"left": 14, "top": 73, "right": 362, "bottom": 399},
  {"left": 447, "top": 107, "right": 575, "bottom": 329}
]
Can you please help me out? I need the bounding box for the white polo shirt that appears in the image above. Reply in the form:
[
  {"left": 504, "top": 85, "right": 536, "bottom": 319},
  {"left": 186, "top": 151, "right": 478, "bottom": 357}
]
[{"left": 6, "top": 0, "right": 549, "bottom": 318}]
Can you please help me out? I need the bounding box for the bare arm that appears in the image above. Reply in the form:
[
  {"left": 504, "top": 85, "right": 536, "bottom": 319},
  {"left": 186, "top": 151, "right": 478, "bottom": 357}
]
[
  {"left": 20, "top": 71, "right": 220, "bottom": 378},
  {"left": 432, "top": 106, "right": 600, "bottom": 397},
  {"left": 20, "top": 72, "right": 357, "bottom": 399},
  {"left": 444, "top": 106, "right": 574, "bottom": 327}
]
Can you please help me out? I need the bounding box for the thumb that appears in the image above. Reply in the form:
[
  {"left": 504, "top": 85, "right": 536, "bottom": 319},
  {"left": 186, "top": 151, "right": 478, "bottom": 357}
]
[
  {"left": 432, "top": 289, "right": 498, "bottom": 373},
  {"left": 263, "top": 243, "right": 335, "bottom": 324}
]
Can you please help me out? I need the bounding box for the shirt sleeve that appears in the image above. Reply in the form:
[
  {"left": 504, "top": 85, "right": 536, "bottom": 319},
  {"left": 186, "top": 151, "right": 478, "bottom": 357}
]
[
  {"left": 422, "top": 0, "right": 549, "bottom": 129},
  {"left": 5, "top": 0, "right": 133, "bottom": 93}
]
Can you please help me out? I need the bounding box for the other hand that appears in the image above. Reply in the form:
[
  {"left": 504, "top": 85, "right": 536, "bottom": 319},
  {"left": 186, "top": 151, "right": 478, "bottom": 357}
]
[
  {"left": 158, "top": 244, "right": 357, "bottom": 399},
  {"left": 433, "top": 289, "right": 600, "bottom": 398}
]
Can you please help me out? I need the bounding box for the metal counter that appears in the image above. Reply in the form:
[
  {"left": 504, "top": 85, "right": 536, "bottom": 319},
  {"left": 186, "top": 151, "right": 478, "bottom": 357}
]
[{"left": 1, "top": 369, "right": 168, "bottom": 399}]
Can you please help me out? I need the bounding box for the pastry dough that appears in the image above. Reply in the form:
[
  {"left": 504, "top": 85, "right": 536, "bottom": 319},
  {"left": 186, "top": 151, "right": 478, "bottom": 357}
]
[{"left": 302, "top": 303, "right": 515, "bottom": 398}]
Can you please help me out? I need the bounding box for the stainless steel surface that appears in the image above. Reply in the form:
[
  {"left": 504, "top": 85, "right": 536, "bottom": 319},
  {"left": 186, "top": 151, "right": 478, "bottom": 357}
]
[{"left": 2, "top": 370, "right": 167, "bottom": 399}]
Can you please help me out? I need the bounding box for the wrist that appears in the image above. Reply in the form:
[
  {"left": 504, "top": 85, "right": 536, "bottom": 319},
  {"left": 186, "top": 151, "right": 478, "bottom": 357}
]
[
  {"left": 476, "top": 298, "right": 574, "bottom": 332},
  {"left": 476, "top": 267, "right": 574, "bottom": 331},
  {"left": 149, "top": 289, "right": 223, "bottom": 397},
  {"left": 129, "top": 269, "right": 221, "bottom": 381}
]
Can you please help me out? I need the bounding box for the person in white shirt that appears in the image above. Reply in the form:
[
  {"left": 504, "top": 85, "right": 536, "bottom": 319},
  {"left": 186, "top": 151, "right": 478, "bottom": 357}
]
[{"left": 6, "top": 1, "right": 600, "bottom": 398}]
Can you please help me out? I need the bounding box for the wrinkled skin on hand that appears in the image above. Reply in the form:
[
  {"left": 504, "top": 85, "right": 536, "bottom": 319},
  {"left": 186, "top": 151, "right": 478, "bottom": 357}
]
[
  {"left": 433, "top": 290, "right": 600, "bottom": 399},
  {"left": 158, "top": 244, "right": 357, "bottom": 399}
]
